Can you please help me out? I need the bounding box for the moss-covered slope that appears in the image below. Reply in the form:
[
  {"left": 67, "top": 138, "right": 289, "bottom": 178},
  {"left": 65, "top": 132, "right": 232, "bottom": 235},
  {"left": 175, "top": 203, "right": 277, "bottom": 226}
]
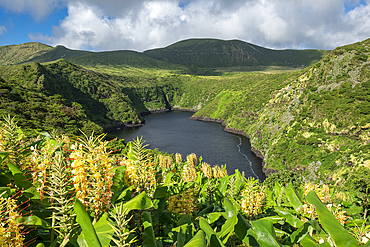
[{"left": 193, "top": 38, "right": 370, "bottom": 181}]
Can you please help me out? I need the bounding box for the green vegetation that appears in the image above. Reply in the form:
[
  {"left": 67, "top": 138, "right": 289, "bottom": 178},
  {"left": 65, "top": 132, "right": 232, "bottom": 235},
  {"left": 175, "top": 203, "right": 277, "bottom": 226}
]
[
  {"left": 0, "top": 38, "right": 368, "bottom": 183},
  {"left": 0, "top": 39, "right": 327, "bottom": 74},
  {"left": 1, "top": 37, "right": 370, "bottom": 246},
  {"left": 144, "top": 38, "right": 329, "bottom": 69},
  {"left": 0, "top": 42, "right": 52, "bottom": 65},
  {"left": 193, "top": 38, "right": 370, "bottom": 181},
  {"left": 1, "top": 118, "right": 370, "bottom": 246}
]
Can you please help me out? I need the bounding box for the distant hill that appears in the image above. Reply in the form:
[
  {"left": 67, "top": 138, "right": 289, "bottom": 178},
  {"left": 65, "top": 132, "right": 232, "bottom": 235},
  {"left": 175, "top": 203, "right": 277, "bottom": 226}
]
[
  {"left": 0, "top": 42, "right": 52, "bottom": 65},
  {"left": 22, "top": 45, "right": 188, "bottom": 71},
  {"left": 0, "top": 39, "right": 328, "bottom": 72},
  {"left": 144, "top": 38, "right": 329, "bottom": 69}
]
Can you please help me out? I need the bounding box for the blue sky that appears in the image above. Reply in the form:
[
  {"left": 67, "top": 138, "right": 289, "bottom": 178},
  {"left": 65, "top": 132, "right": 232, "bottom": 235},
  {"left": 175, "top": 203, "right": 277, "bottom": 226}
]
[{"left": 1, "top": 0, "right": 370, "bottom": 51}]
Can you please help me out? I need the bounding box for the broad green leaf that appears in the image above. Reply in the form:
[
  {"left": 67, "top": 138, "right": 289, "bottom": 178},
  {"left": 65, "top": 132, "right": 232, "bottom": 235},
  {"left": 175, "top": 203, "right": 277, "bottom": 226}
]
[
  {"left": 153, "top": 185, "right": 168, "bottom": 198},
  {"left": 207, "top": 212, "right": 222, "bottom": 224},
  {"left": 7, "top": 161, "right": 32, "bottom": 190},
  {"left": 121, "top": 191, "right": 153, "bottom": 212},
  {"left": 23, "top": 215, "right": 50, "bottom": 228},
  {"left": 285, "top": 182, "right": 303, "bottom": 212},
  {"left": 288, "top": 221, "right": 317, "bottom": 246},
  {"left": 233, "top": 169, "right": 245, "bottom": 195},
  {"left": 93, "top": 213, "right": 114, "bottom": 247},
  {"left": 0, "top": 187, "right": 10, "bottom": 197},
  {"left": 198, "top": 217, "right": 225, "bottom": 247},
  {"left": 217, "top": 197, "right": 238, "bottom": 244},
  {"left": 275, "top": 207, "right": 303, "bottom": 228},
  {"left": 142, "top": 211, "right": 157, "bottom": 247},
  {"left": 250, "top": 219, "right": 281, "bottom": 247},
  {"left": 0, "top": 152, "right": 9, "bottom": 166},
  {"left": 173, "top": 224, "right": 187, "bottom": 247},
  {"left": 183, "top": 230, "right": 206, "bottom": 247},
  {"left": 110, "top": 166, "right": 126, "bottom": 204},
  {"left": 217, "top": 176, "right": 228, "bottom": 197},
  {"left": 115, "top": 186, "right": 134, "bottom": 203},
  {"left": 164, "top": 171, "right": 174, "bottom": 185},
  {"left": 74, "top": 200, "right": 102, "bottom": 247},
  {"left": 306, "top": 190, "right": 358, "bottom": 247},
  {"left": 36, "top": 244, "right": 46, "bottom": 247}
]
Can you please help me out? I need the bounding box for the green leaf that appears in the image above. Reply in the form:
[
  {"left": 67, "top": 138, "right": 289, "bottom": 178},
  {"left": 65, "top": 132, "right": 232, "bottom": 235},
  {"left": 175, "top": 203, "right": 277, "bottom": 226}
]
[
  {"left": 110, "top": 166, "right": 126, "bottom": 204},
  {"left": 0, "top": 152, "right": 9, "bottom": 166},
  {"left": 173, "top": 224, "right": 187, "bottom": 247},
  {"left": 153, "top": 185, "right": 168, "bottom": 198},
  {"left": 288, "top": 221, "right": 317, "bottom": 246},
  {"left": 23, "top": 215, "right": 50, "bottom": 228},
  {"left": 74, "top": 200, "right": 102, "bottom": 247},
  {"left": 198, "top": 217, "right": 225, "bottom": 247},
  {"left": 93, "top": 214, "right": 114, "bottom": 247},
  {"left": 217, "top": 176, "right": 228, "bottom": 197},
  {"left": 183, "top": 230, "right": 206, "bottom": 247},
  {"left": 36, "top": 244, "right": 46, "bottom": 247},
  {"left": 142, "top": 211, "right": 157, "bottom": 247},
  {"left": 7, "top": 161, "right": 32, "bottom": 190},
  {"left": 115, "top": 186, "right": 134, "bottom": 203},
  {"left": 207, "top": 212, "right": 222, "bottom": 224},
  {"left": 275, "top": 207, "right": 303, "bottom": 228},
  {"left": 285, "top": 182, "right": 303, "bottom": 212},
  {"left": 250, "top": 219, "right": 281, "bottom": 247},
  {"left": 306, "top": 190, "right": 358, "bottom": 247},
  {"left": 121, "top": 191, "right": 154, "bottom": 212},
  {"left": 217, "top": 197, "right": 238, "bottom": 244},
  {"left": 0, "top": 187, "right": 10, "bottom": 197}
]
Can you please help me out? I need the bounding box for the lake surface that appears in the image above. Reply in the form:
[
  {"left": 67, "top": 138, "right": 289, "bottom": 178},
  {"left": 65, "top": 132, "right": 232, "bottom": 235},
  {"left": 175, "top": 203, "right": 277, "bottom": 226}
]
[{"left": 110, "top": 111, "right": 266, "bottom": 181}]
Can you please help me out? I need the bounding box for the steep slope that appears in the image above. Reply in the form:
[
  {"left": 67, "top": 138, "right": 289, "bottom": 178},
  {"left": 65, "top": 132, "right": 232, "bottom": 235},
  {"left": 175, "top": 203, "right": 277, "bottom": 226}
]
[
  {"left": 0, "top": 59, "right": 186, "bottom": 135},
  {"left": 0, "top": 42, "right": 52, "bottom": 65},
  {"left": 144, "top": 38, "right": 328, "bottom": 69},
  {"left": 0, "top": 75, "right": 103, "bottom": 137},
  {"left": 193, "top": 38, "right": 370, "bottom": 181}
]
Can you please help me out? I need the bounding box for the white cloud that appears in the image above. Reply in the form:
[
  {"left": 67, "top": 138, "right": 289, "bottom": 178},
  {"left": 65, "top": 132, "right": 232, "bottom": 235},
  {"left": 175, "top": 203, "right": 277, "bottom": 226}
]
[
  {"left": 0, "top": 25, "right": 6, "bottom": 35},
  {"left": 0, "top": 0, "right": 65, "bottom": 21},
  {"left": 8, "top": 0, "right": 370, "bottom": 50}
]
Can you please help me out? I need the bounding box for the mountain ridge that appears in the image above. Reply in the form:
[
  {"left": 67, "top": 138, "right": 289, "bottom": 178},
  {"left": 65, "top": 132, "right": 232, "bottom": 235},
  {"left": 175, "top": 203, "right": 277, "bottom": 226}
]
[{"left": 0, "top": 38, "right": 328, "bottom": 73}]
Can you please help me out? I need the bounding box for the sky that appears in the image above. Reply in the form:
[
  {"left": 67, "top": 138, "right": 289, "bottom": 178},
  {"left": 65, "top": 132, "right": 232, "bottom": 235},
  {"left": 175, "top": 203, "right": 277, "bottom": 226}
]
[{"left": 0, "top": 0, "right": 370, "bottom": 52}]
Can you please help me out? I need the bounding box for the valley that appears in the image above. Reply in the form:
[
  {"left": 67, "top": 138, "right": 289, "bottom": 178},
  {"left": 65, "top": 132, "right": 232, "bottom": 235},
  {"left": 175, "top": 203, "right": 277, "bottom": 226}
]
[{"left": 0, "top": 38, "right": 369, "bottom": 181}]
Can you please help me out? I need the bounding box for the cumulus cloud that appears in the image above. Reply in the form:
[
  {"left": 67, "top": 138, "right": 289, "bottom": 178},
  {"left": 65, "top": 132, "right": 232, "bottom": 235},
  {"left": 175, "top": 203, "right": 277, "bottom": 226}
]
[
  {"left": 6, "top": 0, "right": 370, "bottom": 50},
  {"left": 0, "top": 0, "right": 65, "bottom": 21},
  {"left": 0, "top": 25, "right": 6, "bottom": 35}
]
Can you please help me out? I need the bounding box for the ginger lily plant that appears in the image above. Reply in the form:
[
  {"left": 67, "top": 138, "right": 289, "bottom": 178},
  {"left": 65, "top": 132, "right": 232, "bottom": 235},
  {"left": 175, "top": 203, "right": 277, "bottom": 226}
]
[{"left": 0, "top": 116, "right": 369, "bottom": 247}]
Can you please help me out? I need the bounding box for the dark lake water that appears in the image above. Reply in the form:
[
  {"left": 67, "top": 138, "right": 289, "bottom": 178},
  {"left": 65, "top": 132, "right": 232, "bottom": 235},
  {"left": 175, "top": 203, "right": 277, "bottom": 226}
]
[{"left": 110, "top": 111, "right": 266, "bottom": 181}]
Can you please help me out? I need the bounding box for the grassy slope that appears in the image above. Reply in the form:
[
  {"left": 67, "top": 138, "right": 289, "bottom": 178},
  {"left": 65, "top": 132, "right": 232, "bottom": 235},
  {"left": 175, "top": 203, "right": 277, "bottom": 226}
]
[
  {"left": 0, "top": 42, "right": 52, "bottom": 65},
  {"left": 144, "top": 38, "right": 329, "bottom": 69},
  {"left": 0, "top": 59, "right": 187, "bottom": 135},
  {"left": 193, "top": 38, "right": 370, "bottom": 180},
  {"left": 0, "top": 40, "right": 327, "bottom": 74},
  {"left": 0, "top": 75, "right": 103, "bottom": 137}
]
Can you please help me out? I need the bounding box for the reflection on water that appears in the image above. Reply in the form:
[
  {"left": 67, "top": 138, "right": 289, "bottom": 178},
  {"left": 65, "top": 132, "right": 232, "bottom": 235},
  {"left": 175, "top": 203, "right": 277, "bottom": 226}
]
[{"left": 110, "top": 111, "right": 266, "bottom": 181}]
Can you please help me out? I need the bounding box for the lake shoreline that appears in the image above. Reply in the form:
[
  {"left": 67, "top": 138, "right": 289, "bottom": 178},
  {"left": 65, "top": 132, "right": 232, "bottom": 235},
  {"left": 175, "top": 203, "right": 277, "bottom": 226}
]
[{"left": 189, "top": 115, "right": 274, "bottom": 177}]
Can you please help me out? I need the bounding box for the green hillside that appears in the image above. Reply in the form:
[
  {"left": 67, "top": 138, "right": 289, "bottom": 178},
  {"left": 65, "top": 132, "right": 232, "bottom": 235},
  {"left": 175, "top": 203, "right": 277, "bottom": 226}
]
[
  {"left": 0, "top": 59, "right": 188, "bottom": 136},
  {"left": 0, "top": 75, "right": 103, "bottom": 137},
  {"left": 0, "top": 39, "right": 327, "bottom": 74},
  {"left": 193, "top": 38, "right": 370, "bottom": 180},
  {"left": 0, "top": 42, "right": 52, "bottom": 65},
  {"left": 144, "top": 38, "right": 329, "bottom": 69},
  {"left": 22, "top": 45, "right": 189, "bottom": 72},
  {"left": 0, "top": 38, "right": 369, "bottom": 182}
]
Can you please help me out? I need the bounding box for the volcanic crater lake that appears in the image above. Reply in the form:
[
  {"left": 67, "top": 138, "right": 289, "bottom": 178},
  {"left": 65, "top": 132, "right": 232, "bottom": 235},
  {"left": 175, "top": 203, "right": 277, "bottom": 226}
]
[{"left": 110, "top": 111, "right": 266, "bottom": 181}]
